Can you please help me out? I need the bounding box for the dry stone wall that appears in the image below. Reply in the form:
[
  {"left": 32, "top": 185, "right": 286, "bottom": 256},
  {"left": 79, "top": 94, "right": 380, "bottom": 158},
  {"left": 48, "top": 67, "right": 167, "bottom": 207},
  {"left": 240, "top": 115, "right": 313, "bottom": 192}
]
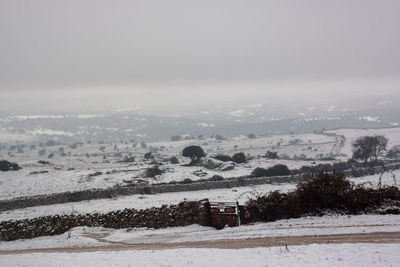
[{"left": 0, "top": 200, "right": 210, "bottom": 242}]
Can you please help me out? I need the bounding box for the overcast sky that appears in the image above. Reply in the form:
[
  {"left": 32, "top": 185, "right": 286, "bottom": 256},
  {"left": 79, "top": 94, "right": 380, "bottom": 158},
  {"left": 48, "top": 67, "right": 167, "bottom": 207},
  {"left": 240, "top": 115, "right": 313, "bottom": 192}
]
[{"left": 0, "top": 0, "right": 399, "bottom": 113}]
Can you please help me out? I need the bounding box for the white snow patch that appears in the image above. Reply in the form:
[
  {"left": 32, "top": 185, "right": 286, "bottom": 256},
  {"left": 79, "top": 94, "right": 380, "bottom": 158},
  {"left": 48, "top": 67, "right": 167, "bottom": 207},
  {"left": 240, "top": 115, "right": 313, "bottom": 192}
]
[
  {"left": 1, "top": 244, "right": 399, "bottom": 267},
  {"left": 359, "top": 116, "right": 380, "bottom": 122}
]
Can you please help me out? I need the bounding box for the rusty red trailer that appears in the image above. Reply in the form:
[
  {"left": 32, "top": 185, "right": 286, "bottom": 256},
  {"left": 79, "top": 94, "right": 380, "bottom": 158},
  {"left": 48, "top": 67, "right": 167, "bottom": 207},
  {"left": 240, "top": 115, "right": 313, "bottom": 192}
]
[{"left": 209, "top": 201, "right": 243, "bottom": 229}]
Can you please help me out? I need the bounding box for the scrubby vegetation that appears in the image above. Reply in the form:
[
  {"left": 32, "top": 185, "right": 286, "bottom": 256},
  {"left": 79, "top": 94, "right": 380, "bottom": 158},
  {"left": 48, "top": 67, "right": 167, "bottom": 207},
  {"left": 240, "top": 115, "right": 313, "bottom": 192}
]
[
  {"left": 119, "top": 156, "right": 135, "bottom": 163},
  {"left": 246, "top": 172, "right": 400, "bottom": 223},
  {"left": 232, "top": 152, "right": 246, "bottom": 164},
  {"left": 145, "top": 165, "right": 164, "bottom": 178},
  {"left": 251, "top": 164, "right": 291, "bottom": 177},
  {"left": 169, "top": 156, "right": 179, "bottom": 164}
]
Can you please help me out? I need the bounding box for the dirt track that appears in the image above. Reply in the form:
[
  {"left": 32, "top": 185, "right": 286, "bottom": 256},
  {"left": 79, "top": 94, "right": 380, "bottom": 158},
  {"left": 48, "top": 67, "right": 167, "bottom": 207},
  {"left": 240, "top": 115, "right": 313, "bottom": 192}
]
[{"left": 1, "top": 231, "right": 400, "bottom": 255}]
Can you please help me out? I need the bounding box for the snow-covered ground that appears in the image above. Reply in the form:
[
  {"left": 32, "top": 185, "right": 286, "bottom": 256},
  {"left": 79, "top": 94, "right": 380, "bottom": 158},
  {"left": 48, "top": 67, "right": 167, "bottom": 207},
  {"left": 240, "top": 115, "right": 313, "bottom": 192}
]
[
  {"left": 0, "top": 132, "right": 337, "bottom": 200},
  {"left": 1, "top": 214, "right": 400, "bottom": 251},
  {"left": 1, "top": 214, "right": 400, "bottom": 266},
  {"left": 2, "top": 127, "right": 399, "bottom": 200},
  {"left": 1, "top": 243, "right": 399, "bottom": 267},
  {"left": 1, "top": 127, "right": 400, "bottom": 266}
]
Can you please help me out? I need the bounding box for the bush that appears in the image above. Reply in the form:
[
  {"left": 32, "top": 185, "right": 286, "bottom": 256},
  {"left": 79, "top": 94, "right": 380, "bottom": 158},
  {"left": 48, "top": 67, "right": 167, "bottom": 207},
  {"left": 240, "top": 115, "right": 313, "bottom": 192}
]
[
  {"left": 120, "top": 156, "right": 135, "bottom": 163},
  {"left": 246, "top": 191, "right": 298, "bottom": 222},
  {"left": 248, "top": 133, "right": 256, "bottom": 139},
  {"left": 88, "top": 171, "right": 102, "bottom": 177},
  {"left": 144, "top": 152, "right": 153, "bottom": 160},
  {"left": 169, "top": 156, "right": 179, "bottom": 164},
  {"left": 209, "top": 175, "right": 224, "bottom": 181},
  {"left": 145, "top": 166, "right": 164, "bottom": 178},
  {"left": 245, "top": 172, "right": 400, "bottom": 223},
  {"left": 212, "top": 154, "right": 232, "bottom": 162},
  {"left": 296, "top": 172, "right": 352, "bottom": 213},
  {"left": 251, "top": 164, "right": 291, "bottom": 177},
  {"left": 38, "top": 149, "right": 46, "bottom": 156},
  {"left": 170, "top": 135, "right": 181, "bottom": 141},
  {"left": 232, "top": 152, "right": 246, "bottom": 164},
  {"left": 45, "top": 140, "right": 56, "bottom": 147},
  {"left": 181, "top": 178, "right": 193, "bottom": 184},
  {"left": 265, "top": 151, "right": 279, "bottom": 159},
  {"left": 215, "top": 134, "right": 225, "bottom": 141}
]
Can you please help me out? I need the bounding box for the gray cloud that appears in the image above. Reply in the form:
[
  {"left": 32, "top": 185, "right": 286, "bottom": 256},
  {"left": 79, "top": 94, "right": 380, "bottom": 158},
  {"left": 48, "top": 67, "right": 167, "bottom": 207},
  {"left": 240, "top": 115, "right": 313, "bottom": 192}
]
[{"left": 0, "top": 0, "right": 399, "bottom": 112}]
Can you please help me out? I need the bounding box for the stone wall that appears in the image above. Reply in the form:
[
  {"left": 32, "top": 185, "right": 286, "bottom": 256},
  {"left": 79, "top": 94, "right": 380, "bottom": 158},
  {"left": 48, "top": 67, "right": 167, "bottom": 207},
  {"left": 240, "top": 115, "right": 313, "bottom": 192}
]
[
  {"left": 0, "top": 175, "right": 305, "bottom": 212},
  {"left": 0, "top": 200, "right": 210, "bottom": 242}
]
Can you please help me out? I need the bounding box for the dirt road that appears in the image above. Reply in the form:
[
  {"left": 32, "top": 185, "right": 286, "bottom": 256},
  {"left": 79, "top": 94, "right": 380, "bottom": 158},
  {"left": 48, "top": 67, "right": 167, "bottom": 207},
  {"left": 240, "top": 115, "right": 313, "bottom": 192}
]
[{"left": 1, "top": 231, "right": 400, "bottom": 255}]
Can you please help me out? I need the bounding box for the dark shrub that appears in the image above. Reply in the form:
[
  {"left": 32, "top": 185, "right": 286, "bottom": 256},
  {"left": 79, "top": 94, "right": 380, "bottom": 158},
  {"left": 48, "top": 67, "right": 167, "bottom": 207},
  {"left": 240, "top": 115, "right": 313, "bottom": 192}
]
[
  {"left": 69, "top": 143, "right": 78, "bottom": 149},
  {"left": 145, "top": 166, "right": 164, "bottom": 178},
  {"left": 251, "top": 167, "right": 268, "bottom": 177},
  {"left": 251, "top": 164, "right": 291, "bottom": 177},
  {"left": 169, "top": 156, "right": 179, "bottom": 164},
  {"left": 265, "top": 151, "right": 279, "bottom": 159},
  {"left": 140, "top": 142, "right": 147, "bottom": 149},
  {"left": 38, "top": 149, "right": 46, "bottom": 156},
  {"left": 268, "top": 164, "right": 291, "bottom": 176},
  {"left": 296, "top": 172, "right": 352, "bottom": 213},
  {"left": 170, "top": 135, "right": 181, "bottom": 141},
  {"left": 120, "top": 156, "right": 135, "bottom": 163},
  {"left": 246, "top": 172, "right": 400, "bottom": 223},
  {"left": 215, "top": 134, "right": 225, "bottom": 140},
  {"left": 209, "top": 175, "right": 224, "bottom": 181},
  {"left": 142, "top": 186, "right": 152, "bottom": 194},
  {"left": 212, "top": 154, "right": 232, "bottom": 162},
  {"left": 248, "top": 133, "right": 256, "bottom": 139},
  {"left": 181, "top": 178, "right": 193, "bottom": 184},
  {"left": 246, "top": 191, "right": 299, "bottom": 222},
  {"left": 299, "top": 163, "right": 333, "bottom": 174},
  {"left": 45, "top": 140, "right": 56, "bottom": 146},
  {"left": 144, "top": 152, "right": 153, "bottom": 160},
  {"left": 232, "top": 152, "right": 246, "bottom": 164},
  {"left": 331, "top": 162, "right": 349, "bottom": 174},
  {"left": 88, "top": 171, "right": 102, "bottom": 177}
]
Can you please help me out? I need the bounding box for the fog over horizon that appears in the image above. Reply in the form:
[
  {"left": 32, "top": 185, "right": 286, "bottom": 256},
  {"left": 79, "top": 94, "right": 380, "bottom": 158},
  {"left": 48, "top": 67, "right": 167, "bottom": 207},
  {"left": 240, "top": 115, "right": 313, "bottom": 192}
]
[{"left": 1, "top": 0, "right": 399, "bottom": 116}]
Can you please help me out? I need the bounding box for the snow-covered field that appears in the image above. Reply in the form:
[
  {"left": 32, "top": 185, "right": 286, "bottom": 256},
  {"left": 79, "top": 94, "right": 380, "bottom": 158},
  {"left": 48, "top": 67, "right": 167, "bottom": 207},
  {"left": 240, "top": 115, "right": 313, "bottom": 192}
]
[
  {"left": 0, "top": 132, "right": 338, "bottom": 200},
  {"left": 1, "top": 214, "right": 400, "bottom": 266},
  {"left": 2, "top": 127, "right": 399, "bottom": 200},
  {"left": 2, "top": 214, "right": 400, "bottom": 250},
  {"left": 1, "top": 128, "right": 400, "bottom": 266},
  {"left": 1, "top": 243, "right": 399, "bottom": 267}
]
